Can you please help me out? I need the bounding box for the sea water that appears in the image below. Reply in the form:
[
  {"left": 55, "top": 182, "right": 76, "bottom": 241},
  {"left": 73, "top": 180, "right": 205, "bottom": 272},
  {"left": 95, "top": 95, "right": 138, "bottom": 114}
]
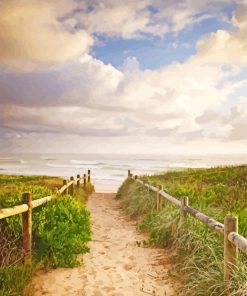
[{"left": 0, "top": 153, "right": 246, "bottom": 191}]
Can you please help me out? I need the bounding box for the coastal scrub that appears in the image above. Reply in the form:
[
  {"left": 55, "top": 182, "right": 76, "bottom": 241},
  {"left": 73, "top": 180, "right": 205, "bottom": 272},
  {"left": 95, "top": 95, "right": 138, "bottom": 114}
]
[
  {"left": 0, "top": 175, "right": 93, "bottom": 296},
  {"left": 117, "top": 165, "right": 247, "bottom": 296}
]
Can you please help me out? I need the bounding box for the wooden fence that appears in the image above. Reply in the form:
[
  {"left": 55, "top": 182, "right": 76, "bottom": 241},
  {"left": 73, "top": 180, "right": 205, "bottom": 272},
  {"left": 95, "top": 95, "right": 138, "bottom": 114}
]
[
  {"left": 0, "top": 169, "right": 91, "bottom": 263},
  {"left": 128, "top": 170, "right": 247, "bottom": 282}
]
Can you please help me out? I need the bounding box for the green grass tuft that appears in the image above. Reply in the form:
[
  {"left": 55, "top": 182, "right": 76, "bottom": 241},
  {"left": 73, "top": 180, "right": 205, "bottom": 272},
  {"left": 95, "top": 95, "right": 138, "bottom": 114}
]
[
  {"left": 117, "top": 165, "right": 247, "bottom": 296},
  {"left": 0, "top": 174, "right": 92, "bottom": 295}
]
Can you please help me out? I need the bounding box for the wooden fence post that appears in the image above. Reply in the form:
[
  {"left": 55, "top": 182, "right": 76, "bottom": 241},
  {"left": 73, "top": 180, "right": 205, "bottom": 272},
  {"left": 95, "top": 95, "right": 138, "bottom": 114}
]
[
  {"left": 77, "top": 174, "right": 80, "bottom": 189},
  {"left": 22, "top": 192, "right": 32, "bottom": 264},
  {"left": 83, "top": 174, "right": 86, "bottom": 188},
  {"left": 87, "top": 170, "right": 91, "bottom": 183},
  {"left": 224, "top": 216, "right": 238, "bottom": 281},
  {"left": 69, "top": 176, "right": 74, "bottom": 196},
  {"left": 156, "top": 185, "right": 163, "bottom": 211},
  {"left": 180, "top": 196, "right": 189, "bottom": 225},
  {"left": 128, "top": 170, "right": 131, "bottom": 177},
  {"left": 63, "top": 179, "right": 68, "bottom": 195}
]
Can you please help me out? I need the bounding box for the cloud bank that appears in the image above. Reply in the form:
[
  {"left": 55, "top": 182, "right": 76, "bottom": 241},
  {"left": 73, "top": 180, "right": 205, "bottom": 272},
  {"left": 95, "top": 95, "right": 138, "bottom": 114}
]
[{"left": 0, "top": 0, "right": 246, "bottom": 154}]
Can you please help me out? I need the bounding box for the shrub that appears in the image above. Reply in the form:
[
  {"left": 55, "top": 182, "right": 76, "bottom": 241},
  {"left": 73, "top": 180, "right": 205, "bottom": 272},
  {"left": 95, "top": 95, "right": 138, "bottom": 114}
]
[
  {"left": 0, "top": 175, "right": 92, "bottom": 295},
  {"left": 117, "top": 165, "right": 247, "bottom": 296},
  {"left": 33, "top": 195, "right": 91, "bottom": 267}
]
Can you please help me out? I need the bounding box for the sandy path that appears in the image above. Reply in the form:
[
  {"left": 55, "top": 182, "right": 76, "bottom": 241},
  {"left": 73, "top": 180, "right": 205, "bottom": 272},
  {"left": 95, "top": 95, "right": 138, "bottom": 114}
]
[{"left": 32, "top": 193, "right": 176, "bottom": 296}]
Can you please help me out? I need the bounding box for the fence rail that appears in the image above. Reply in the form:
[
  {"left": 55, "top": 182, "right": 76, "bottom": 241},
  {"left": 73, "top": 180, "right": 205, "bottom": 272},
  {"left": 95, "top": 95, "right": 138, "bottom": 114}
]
[
  {"left": 0, "top": 169, "right": 92, "bottom": 263},
  {"left": 128, "top": 170, "right": 247, "bottom": 282}
]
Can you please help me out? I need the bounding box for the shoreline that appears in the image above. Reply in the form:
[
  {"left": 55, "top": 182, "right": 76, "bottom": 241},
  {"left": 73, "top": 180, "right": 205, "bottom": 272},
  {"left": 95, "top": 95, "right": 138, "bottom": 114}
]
[{"left": 1, "top": 153, "right": 247, "bottom": 192}]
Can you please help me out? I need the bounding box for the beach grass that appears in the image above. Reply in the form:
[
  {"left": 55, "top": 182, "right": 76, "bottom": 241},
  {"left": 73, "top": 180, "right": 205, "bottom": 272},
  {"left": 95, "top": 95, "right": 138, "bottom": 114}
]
[
  {"left": 117, "top": 165, "right": 247, "bottom": 296},
  {"left": 0, "top": 174, "right": 93, "bottom": 296}
]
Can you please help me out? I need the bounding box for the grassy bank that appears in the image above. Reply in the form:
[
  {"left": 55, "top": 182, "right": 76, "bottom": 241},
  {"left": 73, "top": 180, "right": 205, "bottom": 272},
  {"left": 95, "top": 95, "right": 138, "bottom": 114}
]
[
  {"left": 0, "top": 174, "right": 94, "bottom": 296},
  {"left": 117, "top": 165, "right": 247, "bottom": 296}
]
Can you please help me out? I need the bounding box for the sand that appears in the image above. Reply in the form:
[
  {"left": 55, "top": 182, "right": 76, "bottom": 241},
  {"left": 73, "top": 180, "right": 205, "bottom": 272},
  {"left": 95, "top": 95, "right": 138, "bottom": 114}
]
[{"left": 32, "top": 192, "right": 176, "bottom": 296}]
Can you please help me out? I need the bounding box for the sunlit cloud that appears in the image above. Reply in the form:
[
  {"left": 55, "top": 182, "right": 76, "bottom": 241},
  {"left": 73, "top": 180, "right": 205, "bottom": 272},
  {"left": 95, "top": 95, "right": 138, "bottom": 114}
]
[
  {"left": 196, "top": 3, "right": 247, "bottom": 63},
  {"left": 0, "top": 0, "right": 246, "bottom": 154},
  {"left": 0, "top": 0, "right": 93, "bottom": 70}
]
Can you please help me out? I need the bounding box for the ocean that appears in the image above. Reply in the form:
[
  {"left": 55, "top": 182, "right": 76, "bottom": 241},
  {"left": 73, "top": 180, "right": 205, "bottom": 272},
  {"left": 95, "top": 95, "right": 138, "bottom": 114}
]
[{"left": 0, "top": 153, "right": 246, "bottom": 191}]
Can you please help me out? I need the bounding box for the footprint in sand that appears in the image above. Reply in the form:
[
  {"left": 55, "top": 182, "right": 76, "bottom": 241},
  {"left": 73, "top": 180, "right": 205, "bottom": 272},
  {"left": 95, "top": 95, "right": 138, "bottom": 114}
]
[
  {"left": 65, "top": 286, "right": 73, "bottom": 291},
  {"left": 102, "top": 286, "right": 115, "bottom": 292},
  {"left": 32, "top": 193, "right": 176, "bottom": 296},
  {"left": 93, "top": 289, "right": 102, "bottom": 296},
  {"left": 123, "top": 263, "right": 133, "bottom": 271}
]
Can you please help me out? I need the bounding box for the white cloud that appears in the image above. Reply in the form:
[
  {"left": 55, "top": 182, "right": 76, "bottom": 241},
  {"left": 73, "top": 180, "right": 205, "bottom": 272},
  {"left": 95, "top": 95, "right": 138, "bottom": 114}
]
[
  {"left": 0, "top": 0, "right": 93, "bottom": 70},
  {"left": 0, "top": 54, "right": 243, "bottom": 146},
  {"left": 195, "top": 2, "right": 247, "bottom": 64},
  {"left": 73, "top": 0, "right": 232, "bottom": 38},
  {"left": 0, "top": 0, "right": 235, "bottom": 71},
  {"left": 77, "top": 0, "right": 157, "bottom": 38},
  {"left": 0, "top": 0, "right": 246, "bottom": 154}
]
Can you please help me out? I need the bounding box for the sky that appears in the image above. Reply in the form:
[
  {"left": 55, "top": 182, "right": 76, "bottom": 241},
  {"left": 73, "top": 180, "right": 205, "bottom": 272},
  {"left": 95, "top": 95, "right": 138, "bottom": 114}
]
[{"left": 0, "top": 0, "right": 246, "bottom": 155}]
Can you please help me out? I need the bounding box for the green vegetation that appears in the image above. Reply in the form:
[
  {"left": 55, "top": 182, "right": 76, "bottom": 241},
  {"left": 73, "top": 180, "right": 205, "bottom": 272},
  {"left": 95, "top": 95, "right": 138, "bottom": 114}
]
[
  {"left": 117, "top": 165, "right": 247, "bottom": 296},
  {"left": 0, "top": 174, "right": 93, "bottom": 296}
]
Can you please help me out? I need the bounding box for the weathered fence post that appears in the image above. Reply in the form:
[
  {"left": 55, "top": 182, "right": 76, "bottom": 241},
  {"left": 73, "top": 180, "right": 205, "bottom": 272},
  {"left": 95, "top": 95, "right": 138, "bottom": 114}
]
[
  {"left": 180, "top": 196, "right": 189, "bottom": 225},
  {"left": 87, "top": 170, "right": 91, "bottom": 183},
  {"left": 22, "top": 192, "right": 32, "bottom": 263},
  {"left": 63, "top": 179, "right": 68, "bottom": 195},
  {"left": 224, "top": 216, "right": 238, "bottom": 281},
  {"left": 83, "top": 173, "right": 86, "bottom": 188},
  {"left": 128, "top": 170, "right": 131, "bottom": 177},
  {"left": 69, "top": 176, "right": 74, "bottom": 196},
  {"left": 77, "top": 174, "right": 80, "bottom": 189},
  {"left": 156, "top": 185, "right": 163, "bottom": 211}
]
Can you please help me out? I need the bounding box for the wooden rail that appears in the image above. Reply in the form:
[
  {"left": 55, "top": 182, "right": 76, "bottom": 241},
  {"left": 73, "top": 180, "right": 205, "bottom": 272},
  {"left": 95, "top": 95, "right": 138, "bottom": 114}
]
[
  {"left": 0, "top": 170, "right": 92, "bottom": 262},
  {"left": 0, "top": 204, "right": 28, "bottom": 220},
  {"left": 128, "top": 170, "right": 247, "bottom": 282},
  {"left": 184, "top": 205, "right": 224, "bottom": 235}
]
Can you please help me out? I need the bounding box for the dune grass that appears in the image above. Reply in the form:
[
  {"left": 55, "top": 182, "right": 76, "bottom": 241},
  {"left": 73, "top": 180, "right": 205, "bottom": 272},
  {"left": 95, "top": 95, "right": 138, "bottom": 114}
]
[
  {"left": 116, "top": 165, "right": 247, "bottom": 296},
  {"left": 0, "top": 174, "right": 94, "bottom": 296}
]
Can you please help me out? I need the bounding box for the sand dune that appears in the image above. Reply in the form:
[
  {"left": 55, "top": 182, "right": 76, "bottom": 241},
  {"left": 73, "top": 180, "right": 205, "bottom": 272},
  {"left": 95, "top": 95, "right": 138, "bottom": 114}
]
[{"left": 32, "top": 192, "right": 176, "bottom": 296}]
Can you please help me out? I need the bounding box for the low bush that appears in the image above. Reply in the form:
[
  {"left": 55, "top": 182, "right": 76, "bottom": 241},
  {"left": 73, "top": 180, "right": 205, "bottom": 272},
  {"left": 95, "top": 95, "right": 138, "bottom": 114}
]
[
  {"left": 33, "top": 194, "right": 91, "bottom": 268},
  {"left": 117, "top": 165, "right": 247, "bottom": 296},
  {"left": 0, "top": 175, "right": 92, "bottom": 296}
]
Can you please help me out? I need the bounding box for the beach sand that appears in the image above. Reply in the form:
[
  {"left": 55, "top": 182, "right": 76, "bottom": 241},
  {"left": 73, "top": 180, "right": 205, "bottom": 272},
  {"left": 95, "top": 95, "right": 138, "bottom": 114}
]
[{"left": 32, "top": 192, "right": 176, "bottom": 296}]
